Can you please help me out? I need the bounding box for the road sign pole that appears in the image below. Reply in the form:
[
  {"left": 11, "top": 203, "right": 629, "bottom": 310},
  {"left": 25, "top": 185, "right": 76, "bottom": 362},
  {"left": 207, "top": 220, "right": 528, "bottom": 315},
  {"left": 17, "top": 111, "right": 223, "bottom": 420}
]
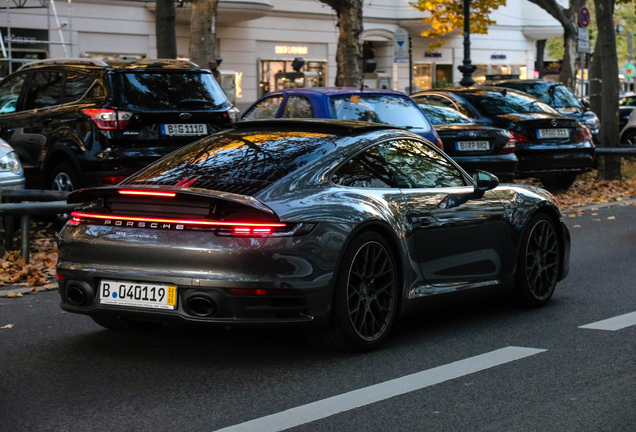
[{"left": 408, "top": 34, "right": 412, "bottom": 93}]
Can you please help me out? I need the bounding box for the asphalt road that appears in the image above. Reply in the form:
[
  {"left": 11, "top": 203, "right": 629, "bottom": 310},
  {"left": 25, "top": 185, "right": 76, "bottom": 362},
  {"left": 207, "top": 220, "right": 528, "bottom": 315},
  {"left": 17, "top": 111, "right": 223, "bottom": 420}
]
[{"left": 1, "top": 203, "right": 636, "bottom": 432}]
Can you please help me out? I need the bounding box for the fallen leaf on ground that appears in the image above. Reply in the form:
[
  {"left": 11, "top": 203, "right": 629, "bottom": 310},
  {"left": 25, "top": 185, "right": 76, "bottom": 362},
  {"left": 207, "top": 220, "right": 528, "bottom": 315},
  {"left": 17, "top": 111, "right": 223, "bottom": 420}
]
[
  {"left": 1, "top": 324, "right": 14, "bottom": 329},
  {"left": 573, "top": 225, "right": 581, "bottom": 228},
  {"left": 29, "top": 286, "right": 38, "bottom": 295},
  {"left": 6, "top": 292, "right": 22, "bottom": 298},
  {"left": 42, "top": 284, "right": 55, "bottom": 290},
  {"left": 608, "top": 216, "right": 616, "bottom": 220}
]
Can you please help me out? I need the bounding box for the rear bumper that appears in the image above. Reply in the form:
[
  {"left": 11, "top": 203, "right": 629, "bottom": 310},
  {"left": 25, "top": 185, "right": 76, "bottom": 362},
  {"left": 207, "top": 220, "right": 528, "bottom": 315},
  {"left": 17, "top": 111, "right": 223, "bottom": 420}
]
[
  {"left": 516, "top": 142, "right": 595, "bottom": 176},
  {"left": 451, "top": 153, "right": 518, "bottom": 179}
]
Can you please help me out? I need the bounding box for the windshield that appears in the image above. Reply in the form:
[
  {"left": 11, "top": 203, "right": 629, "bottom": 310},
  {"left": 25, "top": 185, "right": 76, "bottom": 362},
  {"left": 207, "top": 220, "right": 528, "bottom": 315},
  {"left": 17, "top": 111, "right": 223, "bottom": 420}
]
[
  {"left": 462, "top": 91, "right": 557, "bottom": 115},
  {"left": 119, "top": 72, "right": 229, "bottom": 111},
  {"left": 418, "top": 104, "right": 472, "bottom": 125},
  {"left": 329, "top": 94, "right": 431, "bottom": 132},
  {"left": 124, "top": 131, "right": 338, "bottom": 196},
  {"left": 498, "top": 82, "right": 581, "bottom": 109}
]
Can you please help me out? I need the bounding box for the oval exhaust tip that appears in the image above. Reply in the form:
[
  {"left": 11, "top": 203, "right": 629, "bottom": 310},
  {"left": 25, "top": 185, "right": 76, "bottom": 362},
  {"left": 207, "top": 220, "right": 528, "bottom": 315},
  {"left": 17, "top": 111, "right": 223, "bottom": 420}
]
[{"left": 187, "top": 296, "right": 217, "bottom": 317}]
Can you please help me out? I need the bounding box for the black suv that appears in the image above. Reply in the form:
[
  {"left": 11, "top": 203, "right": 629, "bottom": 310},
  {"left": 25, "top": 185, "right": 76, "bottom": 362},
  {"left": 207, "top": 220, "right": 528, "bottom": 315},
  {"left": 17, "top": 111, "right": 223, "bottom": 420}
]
[{"left": 0, "top": 58, "right": 236, "bottom": 191}]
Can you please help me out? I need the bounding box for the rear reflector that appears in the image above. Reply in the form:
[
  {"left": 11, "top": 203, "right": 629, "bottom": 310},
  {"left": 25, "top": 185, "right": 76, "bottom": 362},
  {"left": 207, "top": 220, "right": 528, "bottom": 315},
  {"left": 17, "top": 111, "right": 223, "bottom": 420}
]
[
  {"left": 118, "top": 190, "right": 176, "bottom": 197},
  {"left": 228, "top": 288, "right": 302, "bottom": 296},
  {"left": 56, "top": 274, "right": 66, "bottom": 281},
  {"left": 99, "top": 176, "right": 125, "bottom": 185}
]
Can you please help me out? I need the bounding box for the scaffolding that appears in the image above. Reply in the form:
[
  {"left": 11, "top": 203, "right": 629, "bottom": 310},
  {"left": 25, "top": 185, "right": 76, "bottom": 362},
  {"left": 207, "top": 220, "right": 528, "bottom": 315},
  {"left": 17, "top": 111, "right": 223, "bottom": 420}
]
[{"left": 1, "top": 0, "right": 72, "bottom": 75}]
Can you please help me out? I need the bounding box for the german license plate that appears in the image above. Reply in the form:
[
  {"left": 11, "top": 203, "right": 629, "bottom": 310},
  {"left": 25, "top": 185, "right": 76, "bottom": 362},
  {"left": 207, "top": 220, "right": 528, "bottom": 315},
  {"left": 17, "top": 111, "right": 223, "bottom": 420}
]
[
  {"left": 161, "top": 124, "right": 208, "bottom": 136},
  {"left": 537, "top": 128, "right": 569, "bottom": 139},
  {"left": 99, "top": 280, "right": 177, "bottom": 310},
  {"left": 456, "top": 141, "right": 489, "bottom": 151}
]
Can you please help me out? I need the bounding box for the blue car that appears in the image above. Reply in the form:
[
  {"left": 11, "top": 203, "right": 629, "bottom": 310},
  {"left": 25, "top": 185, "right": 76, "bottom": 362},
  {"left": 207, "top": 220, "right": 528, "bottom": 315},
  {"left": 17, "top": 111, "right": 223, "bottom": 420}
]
[{"left": 242, "top": 87, "right": 442, "bottom": 149}]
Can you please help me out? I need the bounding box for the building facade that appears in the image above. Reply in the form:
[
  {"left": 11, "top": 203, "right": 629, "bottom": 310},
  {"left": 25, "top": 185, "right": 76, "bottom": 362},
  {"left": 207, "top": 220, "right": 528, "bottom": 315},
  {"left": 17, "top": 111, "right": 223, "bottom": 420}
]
[{"left": 0, "top": 0, "right": 564, "bottom": 111}]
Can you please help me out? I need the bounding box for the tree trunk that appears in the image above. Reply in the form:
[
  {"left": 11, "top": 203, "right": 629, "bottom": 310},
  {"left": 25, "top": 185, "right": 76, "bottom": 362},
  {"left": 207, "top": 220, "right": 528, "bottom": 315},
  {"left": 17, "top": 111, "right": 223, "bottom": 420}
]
[
  {"left": 320, "top": 0, "right": 364, "bottom": 87},
  {"left": 536, "top": 40, "right": 546, "bottom": 78},
  {"left": 589, "top": 38, "right": 602, "bottom": 119},
  {"left": 156, "top": 0, "right": 177, "bottom": 59},
  {"left": 560, "top": 23, "right": 578, "bottom": 90},
  {"left": 594, "top": 0, "right": 621, "bottom": 180},
  {"left": 189, "top": 0, "right": 219, "bottom": 73}
]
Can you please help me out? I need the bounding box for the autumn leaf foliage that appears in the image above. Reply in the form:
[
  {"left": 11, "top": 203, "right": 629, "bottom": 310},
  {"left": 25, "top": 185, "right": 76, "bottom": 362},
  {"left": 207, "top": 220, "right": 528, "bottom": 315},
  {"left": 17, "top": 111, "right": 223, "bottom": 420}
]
[{"left": 410, "top": 0, "right": 507, "bottom": 49}]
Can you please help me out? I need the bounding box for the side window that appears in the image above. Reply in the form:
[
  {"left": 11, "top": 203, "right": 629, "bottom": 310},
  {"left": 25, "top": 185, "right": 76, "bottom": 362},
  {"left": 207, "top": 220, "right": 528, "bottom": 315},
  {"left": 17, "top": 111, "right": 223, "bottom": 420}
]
[
  {"left": 428, "top": 95, "right": 455, "bottom": 109},
  {"left": 282, "top": 95, "right": 314, "bottom": 118},
  {"left": 63, "top": 73, "right": 96, "bottom": 104},
  {"left": 332, "top": 146, "right": 398, "bottom": 188},
  {"left": 378, "top": 139, "right": 466, "bottom": 188},
  {"left": 243, "top": 95, "right": 283, "bottom": 120},
  {"left": 25, "top": 71, "right": 65, "bottom": 110},
  {"left": 0, "top": 74, "right": 26, "bottom": 114}
]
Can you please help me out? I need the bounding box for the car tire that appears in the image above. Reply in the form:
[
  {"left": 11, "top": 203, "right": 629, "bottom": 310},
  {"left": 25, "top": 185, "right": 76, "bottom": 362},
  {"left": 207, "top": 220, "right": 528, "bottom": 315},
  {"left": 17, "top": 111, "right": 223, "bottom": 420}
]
[
  {"left": 540, "top": 174, "right": 576, "bottom": 191},
  {"left": 90, "top": 314, "right": 163, "bottom": 332},
  {"left": 49, "top": 162, "right": 79, "bottom": 224},
  {"left": 306, "top": 231, "right": 398, "bottom": 352},
  {"left": 513, "top": 213, "right": 561, "bottom": 307},
  {"left": 621, "top": 129, "right": 636, "bottom": 147}
]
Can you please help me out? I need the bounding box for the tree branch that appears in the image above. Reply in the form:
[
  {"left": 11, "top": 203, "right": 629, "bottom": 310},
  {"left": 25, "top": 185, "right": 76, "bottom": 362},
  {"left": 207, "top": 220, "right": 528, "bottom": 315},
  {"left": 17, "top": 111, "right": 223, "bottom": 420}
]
[{"left": 527, "top": 0, "right": 575, "bottom": 32}]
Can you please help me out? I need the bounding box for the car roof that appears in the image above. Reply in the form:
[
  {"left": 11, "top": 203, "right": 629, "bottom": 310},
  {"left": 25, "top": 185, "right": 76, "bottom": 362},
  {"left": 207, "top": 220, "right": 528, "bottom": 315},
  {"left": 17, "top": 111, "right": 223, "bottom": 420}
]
[
  {"left": 234, "top": 119, "right": 403, "bottom": 135},
  {"left": 415, "top": 86, "right": 531, "bottom": 97},
  {"left": 17, "top": 58, "right": 204, "bottom": 73},
  {"left": 490, "top": 79, "right": 567, "bottom": 86},
  {"left": 263, "top": 87, "right": 409, "bottom": 97}
]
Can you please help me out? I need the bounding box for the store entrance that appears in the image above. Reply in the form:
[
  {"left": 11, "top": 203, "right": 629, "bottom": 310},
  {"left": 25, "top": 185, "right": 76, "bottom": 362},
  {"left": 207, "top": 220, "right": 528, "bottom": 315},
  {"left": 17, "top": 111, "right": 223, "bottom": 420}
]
[{"left": 258, "top": 59, "right": 326, "bottom": 97}]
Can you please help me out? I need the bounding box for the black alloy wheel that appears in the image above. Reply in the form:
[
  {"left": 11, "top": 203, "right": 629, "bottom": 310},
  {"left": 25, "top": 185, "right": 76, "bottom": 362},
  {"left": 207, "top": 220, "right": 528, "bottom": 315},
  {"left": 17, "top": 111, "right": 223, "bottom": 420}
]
[
  {"left": 90, "top": 314, "right": 164, "bottom": 332},
  {"left": 49, "top": 162, "right": 79, "bottom": 224},
  {"left": 540, "top": 173, "right": 577, "bottom": 191},
  {"left": 514, "top": 214, "right": 560, "bottom": 307},
  {"left": 307, "top": 231, "right": 398, "bottom": 352}
]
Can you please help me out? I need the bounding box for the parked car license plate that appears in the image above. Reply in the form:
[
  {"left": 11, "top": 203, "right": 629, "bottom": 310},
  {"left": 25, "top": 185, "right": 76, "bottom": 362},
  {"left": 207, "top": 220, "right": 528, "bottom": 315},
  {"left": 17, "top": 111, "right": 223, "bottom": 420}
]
[
  {"left": 456, "top": 141, "right": 489, "bottom": 151},
  {"left": 99, "top": 280, "right": 177, "bottom": 310},
  {"left": 537, "top": 128, "right": 569, "bottom": 139},
  {"left": 161, "top": 124, "right": 208, "bottom": 136}
]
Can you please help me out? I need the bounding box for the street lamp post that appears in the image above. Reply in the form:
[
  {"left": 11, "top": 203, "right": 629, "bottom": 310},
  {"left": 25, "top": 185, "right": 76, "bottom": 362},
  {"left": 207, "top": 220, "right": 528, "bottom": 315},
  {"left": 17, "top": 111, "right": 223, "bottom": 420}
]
[{"left": 458, "top": 0, "right": 476, "bottom": 87}]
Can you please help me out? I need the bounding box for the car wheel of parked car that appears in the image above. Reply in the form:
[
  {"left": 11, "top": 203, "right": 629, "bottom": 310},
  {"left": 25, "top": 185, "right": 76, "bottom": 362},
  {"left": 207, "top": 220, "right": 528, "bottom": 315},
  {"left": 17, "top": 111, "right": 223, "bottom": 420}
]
[
  {"left": 621, "top": 130, "right": 636, "bottom": 147},
  {"left": 307, "top": 231, "right": 398, "bottom": 352},
  {"left": 50, "top": 162, "right": 79, "bottom": 223},
  {"left": 90, "top": 314, "right": 164, "bottom": 331},
  {"left": 50, "top": 162, "right": 79, "bottom": 192},
  {"left": 540, "top": 174, "right": 576, "bottom": 191},
  {"left": 514, "top": 214, "right": 560, "bottom": 307}
]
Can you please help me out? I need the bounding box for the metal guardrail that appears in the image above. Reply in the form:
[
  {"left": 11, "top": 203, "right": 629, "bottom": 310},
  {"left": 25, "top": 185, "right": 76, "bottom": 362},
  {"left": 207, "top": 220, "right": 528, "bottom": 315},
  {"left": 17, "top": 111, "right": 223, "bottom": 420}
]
[
  {"left": 595, "top": 147, "right": 636, "bottom": 155},
  {"left": 0, "top": 189, "right": 73, "bottom": 264}
]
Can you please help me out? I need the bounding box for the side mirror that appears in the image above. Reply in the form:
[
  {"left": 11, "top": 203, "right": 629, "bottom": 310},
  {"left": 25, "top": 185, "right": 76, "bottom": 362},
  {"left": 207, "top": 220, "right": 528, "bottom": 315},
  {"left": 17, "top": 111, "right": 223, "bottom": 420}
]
[
  {"left": 472, "top": 170, "right": 499, "bottom": 198},
  {"left": 580, "top": 99, "right": 590, "bottom": 111}
]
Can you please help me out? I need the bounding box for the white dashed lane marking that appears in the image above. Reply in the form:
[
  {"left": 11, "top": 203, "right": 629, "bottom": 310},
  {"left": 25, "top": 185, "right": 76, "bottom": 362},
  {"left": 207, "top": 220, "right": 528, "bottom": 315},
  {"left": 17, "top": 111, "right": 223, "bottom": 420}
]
[
  {"left": 212, "top": 346, "right": 547, "bottom": 432},
  {"left": 579, "top": 311, "right": 636, "bottom": 331}
]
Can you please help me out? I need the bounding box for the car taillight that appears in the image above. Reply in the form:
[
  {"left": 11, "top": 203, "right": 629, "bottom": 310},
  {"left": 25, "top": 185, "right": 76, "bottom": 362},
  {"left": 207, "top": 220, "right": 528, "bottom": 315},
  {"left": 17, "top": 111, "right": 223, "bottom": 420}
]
[
  {"left": 83, "top": 109, "right": 132, "bottom": 130},
  {"left": 498, "top": 132, "right": 517, "bottom": 155},
  {"left": 510, "top": 132, "right": 532, "bottom": 144},
  {"left": 435, "top": 137, "right": 444, "bottom": 151},
  {"left": 575, "top": 127, "right": 593, "bottom": 143},
  {"left": 228, "top": 288, "right": 303, "bottom": 296}
]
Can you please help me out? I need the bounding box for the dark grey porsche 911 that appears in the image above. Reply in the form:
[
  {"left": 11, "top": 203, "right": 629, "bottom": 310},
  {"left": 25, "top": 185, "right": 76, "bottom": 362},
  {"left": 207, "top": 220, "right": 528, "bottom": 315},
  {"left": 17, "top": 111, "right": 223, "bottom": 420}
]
[{"left": 57, "top": 119, "right": 570, "bottom": 352}]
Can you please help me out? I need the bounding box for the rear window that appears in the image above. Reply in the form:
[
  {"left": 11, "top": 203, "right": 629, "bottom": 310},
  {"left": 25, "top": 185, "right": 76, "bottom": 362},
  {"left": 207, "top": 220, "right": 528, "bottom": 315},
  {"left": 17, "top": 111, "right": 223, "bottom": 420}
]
[
  {"left": 329, "top": 94, "right": 431, "bottom": 132},
  {"left": 418, "top": 104, "right": 472, "bottom": 125},
  {"left": 498, "top": 82, "right": 581, "bottom": 109},
  {"left": 123, "top": 131, "right": 339, "bottom": 196},
  {"left": 118, "top": 72, "right": 229, "bottom": 111},
  {"left": 462, "top": 91, "right": 557, "bottom": 115}
]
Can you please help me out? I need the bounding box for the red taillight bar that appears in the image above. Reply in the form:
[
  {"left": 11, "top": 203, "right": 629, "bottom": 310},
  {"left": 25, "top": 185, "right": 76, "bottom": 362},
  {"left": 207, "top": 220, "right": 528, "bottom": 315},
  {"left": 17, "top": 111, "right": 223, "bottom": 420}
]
[
  {"left": 118, "top": 190, "right": 177, "bottom": 197},
  {"left": 70, "top": 212, "right": 286, "bottom": 228}
]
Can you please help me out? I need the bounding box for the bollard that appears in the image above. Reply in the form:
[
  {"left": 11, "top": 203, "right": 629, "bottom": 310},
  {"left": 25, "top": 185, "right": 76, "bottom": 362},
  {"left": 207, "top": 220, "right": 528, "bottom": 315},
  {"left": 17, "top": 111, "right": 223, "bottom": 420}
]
[{"left": 20, "top": 214, "right": 30, "bottom": 264}]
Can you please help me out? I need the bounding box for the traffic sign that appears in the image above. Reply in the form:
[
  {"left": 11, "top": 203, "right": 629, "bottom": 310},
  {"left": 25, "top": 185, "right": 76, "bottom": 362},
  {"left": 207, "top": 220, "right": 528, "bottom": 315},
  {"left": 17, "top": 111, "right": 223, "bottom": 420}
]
[
  {"left": 578, "top": 27, "right": 589, "bottom": 41},
  {"left": 577, "top": 39, "right": 591, "bottom": 53},
  {"left": 393, "top": 28, "right": 409, "bottom": 63},
  {"left": 579, "top": 6, "right": 591, "bottom": 28},
  {"left": 626, "top": 62, "right": 634, "bottom": 79}
]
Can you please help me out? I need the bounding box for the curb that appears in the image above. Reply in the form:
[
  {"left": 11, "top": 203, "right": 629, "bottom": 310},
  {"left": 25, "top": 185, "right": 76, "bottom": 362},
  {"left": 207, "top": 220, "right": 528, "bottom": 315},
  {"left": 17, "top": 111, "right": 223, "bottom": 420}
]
[
  {"left": 0, "top": 282, "right": 58, "bottom": 298},
  {"left": 560, "top": 197, "right": 636, "bottom": 214}
]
